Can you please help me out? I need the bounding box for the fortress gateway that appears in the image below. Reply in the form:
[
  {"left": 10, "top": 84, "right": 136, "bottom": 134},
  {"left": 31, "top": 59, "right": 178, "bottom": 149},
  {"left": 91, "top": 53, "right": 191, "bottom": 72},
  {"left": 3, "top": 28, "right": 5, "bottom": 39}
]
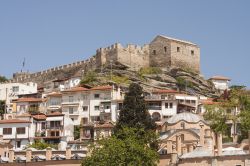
[{"left": 12, "top": 35, "right": 200, "bottom": 83}]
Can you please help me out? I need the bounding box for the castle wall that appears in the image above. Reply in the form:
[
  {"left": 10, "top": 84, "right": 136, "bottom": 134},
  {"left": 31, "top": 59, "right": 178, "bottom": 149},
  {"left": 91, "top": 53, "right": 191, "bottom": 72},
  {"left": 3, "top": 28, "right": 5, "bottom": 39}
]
[
  {"left": 170, "top": 41, "right": 200, "bottom": 73},
  {"left": 116, "top": 44, "right": 149, "bottom": 70},
  {"left": 149, "top": 36, "right": 171, "bottom": 67}
]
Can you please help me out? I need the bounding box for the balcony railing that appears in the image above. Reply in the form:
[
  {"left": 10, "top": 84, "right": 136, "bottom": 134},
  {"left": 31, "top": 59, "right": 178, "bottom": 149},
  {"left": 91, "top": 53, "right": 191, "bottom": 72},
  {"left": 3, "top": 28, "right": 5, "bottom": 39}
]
[
  {"left": 46, "top": 125, "right": 63, "bottom": 130},
  {"left": 147, "top": 106, "right": 162, "bottom": 110}
]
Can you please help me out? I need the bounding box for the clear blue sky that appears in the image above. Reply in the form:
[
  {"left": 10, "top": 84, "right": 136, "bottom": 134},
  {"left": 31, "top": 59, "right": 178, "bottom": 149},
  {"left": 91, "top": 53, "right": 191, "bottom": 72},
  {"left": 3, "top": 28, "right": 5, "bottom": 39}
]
[{"left": 0, "top": 0, "right": 250, "bottom": 87}]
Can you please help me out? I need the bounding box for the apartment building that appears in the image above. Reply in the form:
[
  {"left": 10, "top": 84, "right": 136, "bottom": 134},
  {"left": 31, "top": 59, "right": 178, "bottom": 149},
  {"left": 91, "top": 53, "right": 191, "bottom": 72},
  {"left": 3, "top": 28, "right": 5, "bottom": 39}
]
[
  {"left": 0, "top": 82, "right": 37, "bottom": 113},
  {"left": 0, "top": 119, "right": 32, "bottom": 150},
  {"left": 145, "top": 89, "right": 198, "bottom": 122}
]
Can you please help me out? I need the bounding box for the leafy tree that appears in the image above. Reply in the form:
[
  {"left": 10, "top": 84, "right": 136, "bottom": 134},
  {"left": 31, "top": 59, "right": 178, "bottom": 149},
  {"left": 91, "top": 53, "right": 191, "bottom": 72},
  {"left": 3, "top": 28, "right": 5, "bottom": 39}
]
[
  {"left": 74, "top": 125, "right": 80, "bottom": 139},
  {"left": 238, "top": 110, "right": 250, "bottom": 141},
  {"left": 82, "top": 127, "right": 159, "bottom": 166},
  {"left": 27, "top": 140, "right": 57, "bottom": 150},
  {"left": 0, "top": 76, "right": 8, "bottom": 83},
  {"left": 203, "top": 105, "right": 228, "bottom": 133},
  {"left": 115, "top": 83, "right": 156, "bottom": 131},
  {"left": 0, "top": 100, "right": 5, "bottom": 120}
]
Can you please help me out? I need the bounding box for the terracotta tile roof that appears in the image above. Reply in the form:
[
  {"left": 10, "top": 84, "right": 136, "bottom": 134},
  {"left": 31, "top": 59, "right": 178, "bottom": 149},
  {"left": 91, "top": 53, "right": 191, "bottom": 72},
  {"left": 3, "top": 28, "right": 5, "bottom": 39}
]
[
  {"left": 152, "top": 89, "right": 178, "bottom": 94},
  {"left": 47, "top": 92, "right": 62, "bottom": 97},
  {"left": 91, "top": 85, "right": 112, "bottom": 91},
  {"left": 62, "top": 87, "right": 89, "bottom": 93},
  {"left": 0, "top": 119, "right": 31, "bottom": 124},
  {"left": 209, "top": 76, "right": 231, "bottom": 81},
  {"left": 46, "top": 112, "right": 64, "bottom": 117},
  {"left": 33, "top": 114, "right": 47, "bottom": 120},
  {"left": 14, "top": 98, "right": 43, "bottom": 103},
  {"left": 200, "top": 99, "right": 218, "bottom": 105}
]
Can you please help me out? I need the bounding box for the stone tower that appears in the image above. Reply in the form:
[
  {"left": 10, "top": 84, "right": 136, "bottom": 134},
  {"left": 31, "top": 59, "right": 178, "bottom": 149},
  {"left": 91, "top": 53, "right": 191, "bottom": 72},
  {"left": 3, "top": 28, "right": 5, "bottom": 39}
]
[{"left": 149, "top": 35, "right": 200, "bottom": 73}]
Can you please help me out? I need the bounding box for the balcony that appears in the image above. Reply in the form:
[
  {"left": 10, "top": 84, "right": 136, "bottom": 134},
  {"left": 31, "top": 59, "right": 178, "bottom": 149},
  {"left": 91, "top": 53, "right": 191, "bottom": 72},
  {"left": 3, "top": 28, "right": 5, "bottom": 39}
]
[
  {"left": 61, "top": 100, "right": 80, "bottom": 105},
  {"left": 46, "top": 125, "right": 63, "bottom": 130},
  {"left": 145, "top": 95, "right": 175, "bottom": 101}
]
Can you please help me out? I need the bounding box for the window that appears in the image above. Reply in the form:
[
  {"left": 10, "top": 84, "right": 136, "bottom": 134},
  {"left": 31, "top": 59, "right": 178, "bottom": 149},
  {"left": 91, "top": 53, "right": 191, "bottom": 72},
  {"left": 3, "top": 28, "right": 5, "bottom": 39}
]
[
  {"left": 69, "top": 96, "right": 74, "bottom": 102},
  {"left": 94, "top": 106, "right": 100, "bottom": 111},
  {"left": 12, "top": 86, "right": 19, "bottom": 92},
  {"left": 41, "top": 122, "right": 46, "bottom": 130},
  {"left": 94, "top": 94, "right": 100, "bottom": 99},
  {"left": 153, "top": 50, "right": 156, "bottom": 55},
  {"left": 191, "top": 100, "right": 196, "bottom": 104},
  {"left": 82, "top": 118, "right": 88, "bottom": 124},
  {"left": 177, "top": 47, "right": 180, "bottom": 52},
  {"left": 3, "top": 128, "right": 12, "bottom": 135},
  {"left": 169, "top": 103, "right": 173, "bottom": 108},
  {"left": 82, "top": 94, "right": 88, "bottom": 100},
  {"left": 181, "top": 122, "right": 185, "bottom": 129},
  {"left": 105, "top": 105, "right": 110, "bottom": 109},
  {"left": 82, "top": 106, "right": 88, "bottom": 111},
  {"left": 69, "top": 107, "right": 74, "bottom": 114},
  {"left": 16, "top": 141, "right": 21, "bottom": 148},
  {"left": 71, "top": 118, "right": 74, "bottom": 122},
  {"left": 164, "top": 46, "right": 167, "bottom": 53},
  {"left": 191, "top": 50, "right": 194, "bottom": 55},
  {"left": 16, "top": 127, "right": 25, "bottom": 134},
  {"left": 165, "top": 103, "right": 169, "bottom": 108}
]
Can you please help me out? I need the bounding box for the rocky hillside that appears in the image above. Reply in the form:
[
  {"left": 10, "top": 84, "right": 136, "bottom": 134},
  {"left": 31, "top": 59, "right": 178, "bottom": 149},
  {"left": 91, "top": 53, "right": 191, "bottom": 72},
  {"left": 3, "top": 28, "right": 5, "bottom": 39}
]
[{"left": 81, "top": 62, "right": 219, "bottom": 98}]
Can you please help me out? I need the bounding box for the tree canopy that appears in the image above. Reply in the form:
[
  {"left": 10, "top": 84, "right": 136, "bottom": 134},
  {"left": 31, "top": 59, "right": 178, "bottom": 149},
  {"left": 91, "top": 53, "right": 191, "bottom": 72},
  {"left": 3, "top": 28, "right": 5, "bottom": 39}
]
[
  {"left": 82, "top": 127, "right": 159, "bottom": 166},
  {"left": 0, "top": 75, "right": 8, "bottom": 83},
  {"left": 115, "top": 83, "right": 156, "bottom": 131}
]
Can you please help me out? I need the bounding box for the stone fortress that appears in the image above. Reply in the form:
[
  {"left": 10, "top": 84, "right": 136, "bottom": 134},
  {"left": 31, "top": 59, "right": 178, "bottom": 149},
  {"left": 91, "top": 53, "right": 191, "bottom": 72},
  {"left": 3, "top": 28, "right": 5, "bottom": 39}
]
[{"left": 12, "top": 35, "right": 200, "bottom": 84}]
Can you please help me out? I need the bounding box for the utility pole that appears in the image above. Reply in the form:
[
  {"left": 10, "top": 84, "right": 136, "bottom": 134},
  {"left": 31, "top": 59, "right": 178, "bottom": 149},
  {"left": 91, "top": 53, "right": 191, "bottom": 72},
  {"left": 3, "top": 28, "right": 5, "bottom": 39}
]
[{"left": 110, "top": 60, "right": 113, "bottom": 81}]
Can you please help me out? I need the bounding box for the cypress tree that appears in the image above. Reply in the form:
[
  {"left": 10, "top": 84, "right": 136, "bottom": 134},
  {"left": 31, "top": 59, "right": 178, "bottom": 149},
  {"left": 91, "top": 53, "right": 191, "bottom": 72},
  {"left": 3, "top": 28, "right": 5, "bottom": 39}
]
[{"left": 115, "top": 83, "right": 156, "bottom": 131}]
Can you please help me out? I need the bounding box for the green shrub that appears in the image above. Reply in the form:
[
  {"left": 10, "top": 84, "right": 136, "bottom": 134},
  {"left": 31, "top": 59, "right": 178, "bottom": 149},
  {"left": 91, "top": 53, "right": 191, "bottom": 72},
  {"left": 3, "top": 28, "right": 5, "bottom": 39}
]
[
  {"left": 80, "top": 71, "right": 97, "bottom": 85},
  {"left": 138, "top": 67, "right": 162, "bottom": 76}
]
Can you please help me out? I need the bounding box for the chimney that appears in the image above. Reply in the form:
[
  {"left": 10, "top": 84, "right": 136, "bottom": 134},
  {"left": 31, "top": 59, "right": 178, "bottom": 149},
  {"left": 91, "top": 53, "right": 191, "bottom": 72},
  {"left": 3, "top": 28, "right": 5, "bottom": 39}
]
[
  {"left": 26, "top": 148, "right": 32, "bottom": 162},
  {"left": 217, "top": 133, "right": 222, "bottom": 156},
  {"left": 176, "top": 134, "right": 182, "bottom": 156},
  {"left": 66, "top": 146, "right": 72, "bottom": 160},
  {"left": 199, "top": 123, "right": 204, "bottom": 146},
  {"left": 171, "top": 149, "right": 178, "bottom": 164},
  {"left": 167, "top": 140, "right": 172, "bottom": 154},
  {"left": 46, "top": 147, "right": 52, "bottom": 160},
  {"left": 9, "top": 149, "right": 14, "bottom": 163},
  {"left": 188, "top": 144, "right": 194, "bottom": 152},
  {"left": 182, "top": 146, "right": 187, "bottom": 154}
]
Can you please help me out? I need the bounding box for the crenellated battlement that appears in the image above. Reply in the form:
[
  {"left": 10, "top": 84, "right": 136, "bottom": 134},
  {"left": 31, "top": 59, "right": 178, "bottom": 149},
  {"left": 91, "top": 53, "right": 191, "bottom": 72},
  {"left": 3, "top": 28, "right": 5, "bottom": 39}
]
[{"left": 12, "top": 35, "right": 200, "bottom": 84}]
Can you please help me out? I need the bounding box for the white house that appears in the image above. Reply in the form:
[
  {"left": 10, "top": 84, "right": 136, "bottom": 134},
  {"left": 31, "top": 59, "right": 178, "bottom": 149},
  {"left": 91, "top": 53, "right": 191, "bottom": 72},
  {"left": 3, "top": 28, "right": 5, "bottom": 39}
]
[
  {"left": 0, "top": 119, "right": 32, "bottom": 150},
  {"left": 209, "top": 76, "right": 231, "bottom": 93},
  {"left": 145, "top": 89, "right": 199, "bottom": 121},
  {"left": 61, "top": 85, "right": 124, "bottom": 126},
  {"left": 0, "top": 82, "right": 37, "bottom": 113}
]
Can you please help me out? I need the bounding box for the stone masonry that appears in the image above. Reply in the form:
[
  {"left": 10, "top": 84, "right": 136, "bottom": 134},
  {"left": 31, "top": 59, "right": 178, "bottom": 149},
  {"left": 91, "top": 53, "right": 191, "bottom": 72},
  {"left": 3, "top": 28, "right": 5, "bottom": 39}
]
[{"left": 12, "top": 35, "right": 200, "bottom": 84}]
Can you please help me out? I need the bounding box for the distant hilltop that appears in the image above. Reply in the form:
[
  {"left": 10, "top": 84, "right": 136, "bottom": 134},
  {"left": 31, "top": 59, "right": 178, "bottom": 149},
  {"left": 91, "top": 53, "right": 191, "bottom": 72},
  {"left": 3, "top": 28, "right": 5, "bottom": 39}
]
[{"left": 12, "top": 35, "right": 200, "bottom": 85}]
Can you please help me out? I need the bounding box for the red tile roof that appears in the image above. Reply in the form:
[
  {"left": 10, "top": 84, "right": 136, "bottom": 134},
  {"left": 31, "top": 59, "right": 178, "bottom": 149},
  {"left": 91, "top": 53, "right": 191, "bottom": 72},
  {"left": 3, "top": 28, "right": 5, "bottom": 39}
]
[
  {"left": 152, "top": 89, "right": 178, "bottom": 94},
  {"left": 91, "top": 86, "right": 112, "bottom": 91},
  {"left": 46, "top": 112, "right": 64, "bottom": 117},
  {"left": 47, "top": 92, "right": 62, "bottom": 97},
  {"left": 200, "top": 99, "right": 218, "bottom": 105},
  {"left": 0, "top": 119, "right": 31, "bottom": 124},
  {"left": 13, "top": 98, "right": 43, "bottom": 103},
  {"left": 209, "top": 76, "right": 231, "bottom": 81},
  {"left": 33, "top": 114, "right": 47, "bottom": 120}
]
